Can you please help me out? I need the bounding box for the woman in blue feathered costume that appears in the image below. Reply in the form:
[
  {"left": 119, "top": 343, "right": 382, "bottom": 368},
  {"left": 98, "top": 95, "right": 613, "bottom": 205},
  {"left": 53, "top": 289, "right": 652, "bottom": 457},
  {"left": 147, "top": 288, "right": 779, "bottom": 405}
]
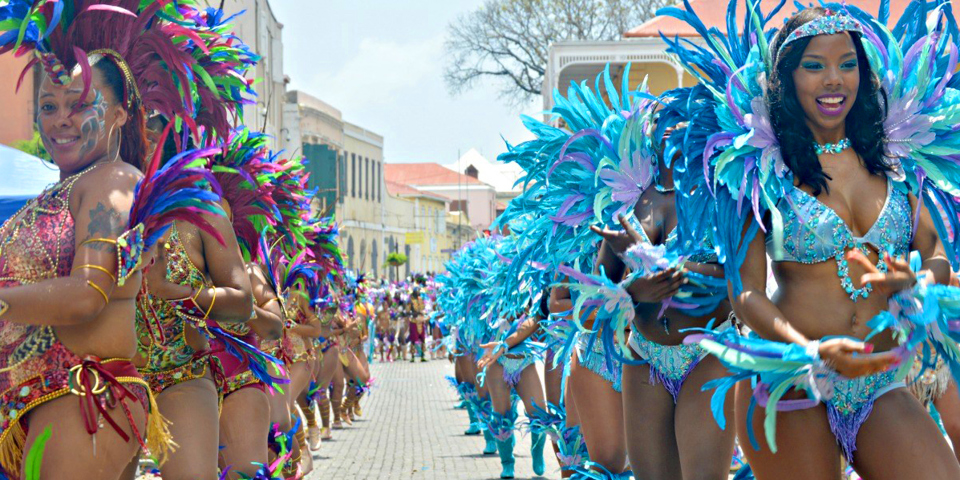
[
  {"left": 662, "top": 1, "right": 960, "bottom": 478},
  {"left": 588, "top": 103, "right": 737, "bottom": 478}
]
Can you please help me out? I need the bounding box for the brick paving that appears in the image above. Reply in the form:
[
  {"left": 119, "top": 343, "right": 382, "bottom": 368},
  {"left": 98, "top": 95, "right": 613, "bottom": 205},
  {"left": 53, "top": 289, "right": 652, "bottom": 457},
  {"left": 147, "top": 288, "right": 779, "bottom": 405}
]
[{"left": 305, "top": 359, "right": 558, "bottom": 480}]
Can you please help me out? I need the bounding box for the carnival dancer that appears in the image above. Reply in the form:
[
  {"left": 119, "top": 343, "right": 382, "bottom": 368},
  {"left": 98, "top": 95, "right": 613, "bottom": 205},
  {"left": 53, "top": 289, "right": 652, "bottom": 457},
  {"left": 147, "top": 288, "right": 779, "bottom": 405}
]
[
  {"left": 492, "top": 66, "right": 662, "bottom": 478},
  {"left": 586, "top": 102, "right": 736, "bottom": 478},
  {"left": 662, "top": 2, "right": 960, "bottom": 478},
  {"left": 207, "top": 130, "right": 288, "bottom": 480},
  {"left": 436, "top": 241, "right": 501, "bottom": 457},
  {"left": 376, "top": 295, "right": 394, "bottom": 362},
  {"left": 0, "top": 1, "right": 259, "bottom": 476},
  {"left": 305, "top": 294, "right": 352, "bottom": 447},
  {"left": 476, "top": 289, "right": 553, "bottom": 479},
  {"left": 340, "top": 296, "right": 373, "bottom": 423},
  {"left": 408, "top": 288, "right": 428, "bottom": 362},
  {"left": 396, "top": 291, "right": 411, "bottom": 361}
]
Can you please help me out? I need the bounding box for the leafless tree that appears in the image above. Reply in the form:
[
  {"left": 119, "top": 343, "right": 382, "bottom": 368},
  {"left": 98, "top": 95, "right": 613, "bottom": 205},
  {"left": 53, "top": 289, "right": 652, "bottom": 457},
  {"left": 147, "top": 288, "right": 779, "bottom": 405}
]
[{"left": 444, "top": 0, "right": 671, "bottom": 105}]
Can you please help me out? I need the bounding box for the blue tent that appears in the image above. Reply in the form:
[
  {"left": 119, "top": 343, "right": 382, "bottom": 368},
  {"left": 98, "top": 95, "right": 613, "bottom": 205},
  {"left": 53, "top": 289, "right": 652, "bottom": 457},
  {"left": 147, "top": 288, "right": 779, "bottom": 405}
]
[{"left": 0, "top": 145, "right": 60, "bottom": 223}]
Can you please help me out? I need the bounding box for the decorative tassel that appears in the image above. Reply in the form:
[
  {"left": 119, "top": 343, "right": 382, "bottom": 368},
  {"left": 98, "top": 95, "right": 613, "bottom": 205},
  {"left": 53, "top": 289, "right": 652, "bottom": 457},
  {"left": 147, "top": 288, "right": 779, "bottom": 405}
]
[
  {"left": 0, "top": 419, "right": 27, "bottom": 476},
  {"left": 145, "top": 387, "right": 177, "bottom": 466}
]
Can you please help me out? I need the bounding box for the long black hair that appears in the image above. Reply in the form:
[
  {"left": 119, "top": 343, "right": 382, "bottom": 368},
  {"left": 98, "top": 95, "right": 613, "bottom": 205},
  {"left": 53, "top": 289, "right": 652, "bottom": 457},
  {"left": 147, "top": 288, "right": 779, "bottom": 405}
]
[{"left": 767, "top": 7, "right": 889, "bottom": 196}]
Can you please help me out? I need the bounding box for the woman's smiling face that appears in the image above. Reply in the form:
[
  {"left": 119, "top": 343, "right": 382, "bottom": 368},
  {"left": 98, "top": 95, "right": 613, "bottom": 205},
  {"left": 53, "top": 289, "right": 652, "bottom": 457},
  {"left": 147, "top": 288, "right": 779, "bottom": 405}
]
[
  {"left": 36, "top": 67, "right": 127, "bottom": 174},
  {"left": 791, "top": 32, "right": 860, "bottom": 139}
]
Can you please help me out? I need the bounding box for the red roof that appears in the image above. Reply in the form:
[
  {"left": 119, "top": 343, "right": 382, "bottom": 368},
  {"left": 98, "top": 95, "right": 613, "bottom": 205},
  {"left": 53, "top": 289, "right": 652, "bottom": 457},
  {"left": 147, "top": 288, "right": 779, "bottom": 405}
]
[
  {"left": 385, "top": 180, "right": 451, "bottom": 202},
  {"left": 626, "top": 0, "right": 916, "bottom": 38},
  {"left": 385, "top": 163, "right": 488, "bottom": 187}
]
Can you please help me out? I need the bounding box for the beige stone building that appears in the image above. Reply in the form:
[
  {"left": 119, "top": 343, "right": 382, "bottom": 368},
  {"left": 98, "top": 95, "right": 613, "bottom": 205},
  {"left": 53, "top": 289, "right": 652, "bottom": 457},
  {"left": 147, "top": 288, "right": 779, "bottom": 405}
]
[
  {"left": 339, "top": 121, "right": 391, "bottom": 277},
  {"left": 383, "top": 181, "right": 450, "bottom": 276},
  {"left": 229, "top": 0, "right": 288, "bottom": 150},
  {"left": 0, "top": 55, "right": 36, "bottom": 147},
  {"left": 285, "top": 90, "right": 344, "bottom": 215},
  {"left": 385, "top": 163, "right": 498, "bottom": 234}
]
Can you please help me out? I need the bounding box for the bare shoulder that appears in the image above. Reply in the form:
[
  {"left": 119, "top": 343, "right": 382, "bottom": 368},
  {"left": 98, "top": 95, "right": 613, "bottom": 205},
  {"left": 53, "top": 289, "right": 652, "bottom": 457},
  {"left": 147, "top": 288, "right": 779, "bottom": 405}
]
[
  {"left": 71, "top": 161, "right": 142, "bottom": 220},
  {"left": 79, "top": 161, "right": 142, "bottom": 189}
]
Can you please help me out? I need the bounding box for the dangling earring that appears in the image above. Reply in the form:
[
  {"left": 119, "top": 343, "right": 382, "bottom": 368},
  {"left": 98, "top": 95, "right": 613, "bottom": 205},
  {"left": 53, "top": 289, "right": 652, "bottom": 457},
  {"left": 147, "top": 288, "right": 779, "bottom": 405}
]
[{"left": 106, "top": 125, "right": 122, "bottom": 164}]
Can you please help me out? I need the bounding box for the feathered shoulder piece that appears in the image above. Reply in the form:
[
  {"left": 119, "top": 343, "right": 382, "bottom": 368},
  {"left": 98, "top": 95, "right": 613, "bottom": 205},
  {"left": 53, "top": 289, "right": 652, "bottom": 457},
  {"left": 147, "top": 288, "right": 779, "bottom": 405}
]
[
  {"left": 278, "top": 249, "right": 320, "bottom": 302},
  {"left": 120, "top": 123, "right": 226, "bottom": 285},
  {"left": 173, "top": 4, "right": 259, "bottom": 142},
  {"left": 210, "top": 128, "right": 279, "bottom": 262},
  {"left": 268, "top": 155, "right": 313, "bottom": 254},
  {"left": 492, "top": 66, "right": 657, "bottom": 303},
  {"left": 852, "top": 1, "right": 960, "bottom": 267},
  {"left": 304, "top": 217, "right": 345, "bottom": 285}
]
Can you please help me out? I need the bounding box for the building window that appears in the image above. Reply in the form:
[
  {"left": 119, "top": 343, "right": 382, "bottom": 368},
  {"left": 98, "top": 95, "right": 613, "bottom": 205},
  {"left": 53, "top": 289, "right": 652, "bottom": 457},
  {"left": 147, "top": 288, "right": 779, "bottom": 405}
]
[
  {"left": 376, "top": 162, "right": 381, "bottom": 202},
  {"left": 365, "top": 158, "right": 371, "bottom": 201},
  {"left": 351, "top": 153, "right": 356, "bottom": 198}
]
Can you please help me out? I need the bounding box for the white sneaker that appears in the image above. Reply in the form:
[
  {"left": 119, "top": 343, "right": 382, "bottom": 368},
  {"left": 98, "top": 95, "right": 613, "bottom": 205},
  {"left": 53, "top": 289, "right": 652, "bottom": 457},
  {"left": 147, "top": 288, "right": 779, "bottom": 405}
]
[{"left": 308, "top": 425, "right": 322, "bottom": 451}]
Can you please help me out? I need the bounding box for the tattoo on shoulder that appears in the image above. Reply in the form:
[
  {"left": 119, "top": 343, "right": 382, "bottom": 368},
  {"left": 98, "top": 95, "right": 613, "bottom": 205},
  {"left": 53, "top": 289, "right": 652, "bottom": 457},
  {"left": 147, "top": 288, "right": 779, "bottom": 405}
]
[{"left": 83, "top": 202, "right": 124, "bottom": 251}]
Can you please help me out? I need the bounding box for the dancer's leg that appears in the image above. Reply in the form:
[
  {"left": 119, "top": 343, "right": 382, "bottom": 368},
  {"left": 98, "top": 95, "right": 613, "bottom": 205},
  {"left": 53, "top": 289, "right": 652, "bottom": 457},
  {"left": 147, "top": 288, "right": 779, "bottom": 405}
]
[
  {"left": 734, "top": 381, "right": 842, "bottom": 480},
  {"left": 674, "top": 355, "right": 736, "bottom": 480},
  {"left": 934, "top": 380, "right": 960, "bottom": 464},
  {"left": 24, "top": 390, "right": 147, "bottom": 479},
  {"left": 568, "top": 355, "right": 626, "bottom": 474},
  {"left": 544, "top": 351, "right": 565, "bottom": 474},
  {"left": 156, "top": 374, "right": 220, "bottom": 480},
  {"left": 516, "top": 365, "right": 548, "bottom": 476},
  {"left": 219, "top": 388, "right": 271, "bottom": 479},
  {"left": 331, "top": 364, "right": 346, "bottom": 428},
  {"left": 853, "top": 388, "right": 960, "bottom": 479},
  {"left": 485, "top": 362, "right": 517, "bottom": 479},
  {"left": 267, "top": 372, "right": 294, "bottom": 462}
]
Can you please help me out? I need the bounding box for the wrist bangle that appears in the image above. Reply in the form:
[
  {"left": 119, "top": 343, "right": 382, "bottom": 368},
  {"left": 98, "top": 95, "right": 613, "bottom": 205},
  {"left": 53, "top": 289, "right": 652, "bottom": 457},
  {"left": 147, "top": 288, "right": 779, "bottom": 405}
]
[
  {"left": 203, "top": 287, "right": 217, "bottom": 320},
  {"left": 805, "top": 340, "right": 821, "bottom": 360}
]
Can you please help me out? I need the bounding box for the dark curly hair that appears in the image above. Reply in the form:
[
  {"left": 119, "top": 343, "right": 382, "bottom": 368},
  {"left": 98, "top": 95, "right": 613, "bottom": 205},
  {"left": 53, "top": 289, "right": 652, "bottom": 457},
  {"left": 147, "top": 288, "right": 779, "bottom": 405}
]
[{"left": 768, "top": 7, "right": 890, "bottom": 196}]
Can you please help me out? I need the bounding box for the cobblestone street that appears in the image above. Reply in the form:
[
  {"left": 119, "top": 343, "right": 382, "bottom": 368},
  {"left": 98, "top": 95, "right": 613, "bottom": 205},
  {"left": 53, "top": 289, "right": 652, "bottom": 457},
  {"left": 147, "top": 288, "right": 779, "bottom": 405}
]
[{"left": 306, "top": 359, "right": 557, "bottom": 480}]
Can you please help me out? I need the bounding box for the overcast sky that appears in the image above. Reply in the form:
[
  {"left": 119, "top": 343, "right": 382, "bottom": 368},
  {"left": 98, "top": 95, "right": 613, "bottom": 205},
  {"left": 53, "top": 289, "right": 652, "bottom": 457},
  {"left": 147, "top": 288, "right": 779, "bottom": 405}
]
[{"left": 270, "top": 0, "right": 540, "bottom": 165}]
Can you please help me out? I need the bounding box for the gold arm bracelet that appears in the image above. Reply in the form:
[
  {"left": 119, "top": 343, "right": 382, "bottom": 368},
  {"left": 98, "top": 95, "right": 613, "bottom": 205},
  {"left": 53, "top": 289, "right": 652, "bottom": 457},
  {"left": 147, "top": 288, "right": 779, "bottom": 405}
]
[
  {"left": 0, "top": 300, "right": 8, "bottom": 318},
  {"left": 260, "top": 297, "right": 278, "bottom": 308},
  {"left": 203, "top": 287, "right": 217, "bottom": 320},
  {"left": 77, "top": 264, "right": 116, "bottom": 283},
  {"left": 86, "top": 280, "right": 110, "bottom": 305},
  {"left": 79, "top": 238, "right": 117, "bottom": 248}
]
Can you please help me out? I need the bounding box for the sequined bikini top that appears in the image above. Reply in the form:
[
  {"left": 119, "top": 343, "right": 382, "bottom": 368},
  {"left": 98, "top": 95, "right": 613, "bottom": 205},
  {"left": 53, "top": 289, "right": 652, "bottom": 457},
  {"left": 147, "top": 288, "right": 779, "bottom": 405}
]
[
  {"left": 634, "top": 220, "right": 726, "bottom": 317},
  {"left": 0, "top": 175, "right": 77, "bottom": 287},
  {"left": 137, "top": 223, "right": 209, "bottom": 366},
  {"left": 633, "top": 219, "right": 719, "bottom": 266},
  {"left": 766, "top": 179, "right": 912, "bottom": 264},
  {"left": 0, "top": 173, "right": 80, "bottom": 369}
]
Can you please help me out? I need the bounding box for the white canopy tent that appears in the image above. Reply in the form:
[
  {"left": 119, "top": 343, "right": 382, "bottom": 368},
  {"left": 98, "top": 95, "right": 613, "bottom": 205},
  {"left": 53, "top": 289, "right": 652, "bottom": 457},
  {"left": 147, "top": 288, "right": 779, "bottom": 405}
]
[{"left": 0, "top": 144, "right": 60, "bottom": 223}]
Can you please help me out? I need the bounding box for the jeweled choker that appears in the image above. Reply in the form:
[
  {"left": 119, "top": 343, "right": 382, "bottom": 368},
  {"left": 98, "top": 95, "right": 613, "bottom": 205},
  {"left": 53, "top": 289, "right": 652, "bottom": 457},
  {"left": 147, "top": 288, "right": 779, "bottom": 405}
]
[{"left": 814, "top": 138, "right": 851, "bottom": 155}]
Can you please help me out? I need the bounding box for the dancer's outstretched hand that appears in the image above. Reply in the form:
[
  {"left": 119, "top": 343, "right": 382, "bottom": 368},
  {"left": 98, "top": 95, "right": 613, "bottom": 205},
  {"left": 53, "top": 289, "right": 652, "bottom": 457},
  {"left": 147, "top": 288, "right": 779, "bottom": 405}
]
[
  {"left": 590, "top": 215, "right": 646, "bottom": 254},
  {"left": 625, "top": 267, "right": 684, "bottom": 304},
  {"left": 818, "top": 337, "right": 899, "bottom": 378},
  {"left": 847, "top": 250, "right": 919, "bottom": 295},
  {"left": 476, "top": 341, "right": 505, "bottom": 369}
]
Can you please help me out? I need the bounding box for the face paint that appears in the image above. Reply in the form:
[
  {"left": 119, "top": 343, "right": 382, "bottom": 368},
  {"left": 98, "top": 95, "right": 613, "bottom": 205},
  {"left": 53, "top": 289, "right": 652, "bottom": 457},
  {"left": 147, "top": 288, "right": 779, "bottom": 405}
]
[
  {"left": 75, "top": 90, "right": 107, "bottom": 162},
  {"left": 37, "top": 77, "right": 111, "bottom": 175}
]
